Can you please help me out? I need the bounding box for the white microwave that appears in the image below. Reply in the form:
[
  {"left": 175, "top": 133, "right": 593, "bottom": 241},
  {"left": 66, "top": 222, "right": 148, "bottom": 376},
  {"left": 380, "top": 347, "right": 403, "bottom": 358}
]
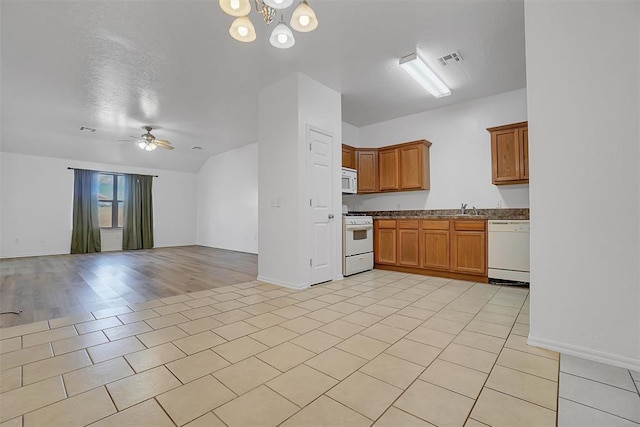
[{"left": 342, "top": 167, "right": 357, "bottom": 194}]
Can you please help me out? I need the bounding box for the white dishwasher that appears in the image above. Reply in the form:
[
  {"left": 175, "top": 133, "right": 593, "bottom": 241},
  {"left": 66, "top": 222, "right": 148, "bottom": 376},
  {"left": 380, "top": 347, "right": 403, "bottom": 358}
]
[{"left": 488, "top": 220, "right": 530, "bottom": 283}]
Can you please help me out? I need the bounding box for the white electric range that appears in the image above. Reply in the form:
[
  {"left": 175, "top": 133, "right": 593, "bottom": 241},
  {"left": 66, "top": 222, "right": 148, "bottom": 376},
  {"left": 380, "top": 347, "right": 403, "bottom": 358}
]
[{"left": 342, "top": 215, "right": 374, "bottom": 276}]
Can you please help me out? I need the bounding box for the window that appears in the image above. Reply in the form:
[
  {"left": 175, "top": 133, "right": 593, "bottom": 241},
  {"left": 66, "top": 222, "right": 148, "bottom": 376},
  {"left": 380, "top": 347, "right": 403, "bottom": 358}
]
[{"left": 98, "top": 173, "right": 124, "bottom": 228}]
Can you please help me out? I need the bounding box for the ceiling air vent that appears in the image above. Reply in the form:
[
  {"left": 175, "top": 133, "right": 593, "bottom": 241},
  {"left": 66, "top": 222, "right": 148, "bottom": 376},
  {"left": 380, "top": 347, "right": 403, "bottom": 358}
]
[{"left": 437, "top": 51, "right": 463, "bottom": 67}]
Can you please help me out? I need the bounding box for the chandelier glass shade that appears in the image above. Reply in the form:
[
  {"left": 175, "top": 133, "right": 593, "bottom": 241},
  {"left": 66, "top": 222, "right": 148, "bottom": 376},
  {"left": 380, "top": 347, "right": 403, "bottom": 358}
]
[
  {"left": 290, "top": 0, "right": 317, "bottom": 32},
  {"left": 263, "top": 0, "right": 294, "bottom": 10},
  {"left": 270, "top": 19, "right": 295, "bottom": 49},
  {"left": 219, "top": 0, "right": 251, "bottom": 17},
  {"left": 229, "top": 16, "right": 257, "bottom": 42},
  {"left": 219, "top": 0, "right": 317, "bottom": 48}
]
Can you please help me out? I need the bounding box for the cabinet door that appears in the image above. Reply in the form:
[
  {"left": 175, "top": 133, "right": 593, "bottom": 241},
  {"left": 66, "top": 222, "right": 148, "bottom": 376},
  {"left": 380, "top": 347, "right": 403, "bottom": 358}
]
[
  {"left": 356, "top": 150, "right": 378, "bottom": 193},
  {"left": 491, "top": 128, "right": 521, "bottom": 184},
  {"left": 375, "top": 228, "right": 397, "bottom": 265},
  {"left": 421, "top": 229, "right": 450, "bottom": 270},
  {"left": 400, "top": 144, "right": 424, "bottom": 190},
  {"left": 378, "top": 148, "right": 399, "bottom": 191},
  {"left": 398, "top": 220, "right": 420, "bottom": 267},
  {"left": 342, "top": 145, "right": 356, "bottom": 169},
  {"left": 520, "top": 127, "right": 529, "bottom": 180},
  {"left": 452, "top": 231, "right": 486, "bottom": 275}
]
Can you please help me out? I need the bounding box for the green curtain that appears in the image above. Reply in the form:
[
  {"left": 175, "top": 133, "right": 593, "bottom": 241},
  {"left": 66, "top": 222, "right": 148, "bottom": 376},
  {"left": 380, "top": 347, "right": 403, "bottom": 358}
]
[
  {"left": 70, "top": 169, "right": 102, "bottom": 254},
  {"left": 122, "top": 174, "right": 154, "bottom": 250}
]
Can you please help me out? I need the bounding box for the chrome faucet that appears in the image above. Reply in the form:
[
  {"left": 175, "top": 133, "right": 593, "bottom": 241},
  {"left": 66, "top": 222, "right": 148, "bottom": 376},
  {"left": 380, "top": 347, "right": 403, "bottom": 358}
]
[
  {"left": 472, "top": 206, "right": 479, "bottom": 216},
  {"left": 460, "top": 203, "right": 468, "bottom": 215}
]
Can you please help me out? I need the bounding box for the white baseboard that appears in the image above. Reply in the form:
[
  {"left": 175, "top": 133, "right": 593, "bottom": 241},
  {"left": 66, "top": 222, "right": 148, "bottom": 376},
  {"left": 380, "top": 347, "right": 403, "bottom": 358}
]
[
  {"left": 527, "top": 335, "right": 640, "bottom": 371},
  {"left": 256, "top": 275, "right": 309, "bottom": 290}
]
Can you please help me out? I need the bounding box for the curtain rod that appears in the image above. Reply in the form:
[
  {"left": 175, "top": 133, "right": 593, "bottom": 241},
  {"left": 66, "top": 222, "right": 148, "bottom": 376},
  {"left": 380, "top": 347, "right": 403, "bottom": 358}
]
[{"left": 67, "top": 167, "right": 158, "bottom": 178}]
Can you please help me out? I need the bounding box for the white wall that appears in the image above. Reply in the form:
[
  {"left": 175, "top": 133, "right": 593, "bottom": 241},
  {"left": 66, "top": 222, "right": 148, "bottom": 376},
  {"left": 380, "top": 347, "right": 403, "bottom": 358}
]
[
  {"left": 258, "top": 73, "right": 342, "bottom": 288},
  {"left": 342, "top": 121, "right": 360, "bottom": 147},
  {"left": 258, "top": 74, "right": 302, "bottom": 287},
  {"left": 197, "top": 143, "right": 258, "bottom": 254},
  {"left": 343, "top": 88, "right": 529, "bottom": 211},
  {"left": 0, "top": 152, "right": 198, "bottom": 258},
  {"left": 298, "top": 74, "right": 343, "bottom": 286},
  {"left": 526, "top": 0, "right": 640, "bottom": 370}
]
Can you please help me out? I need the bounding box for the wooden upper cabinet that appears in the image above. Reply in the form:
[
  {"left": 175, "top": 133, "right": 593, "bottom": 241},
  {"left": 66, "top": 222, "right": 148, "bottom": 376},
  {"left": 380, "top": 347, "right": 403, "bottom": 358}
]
[
  {"left": 356, "top": 149, "right": 378, "bottom": 193},
  {"left": 520, "top": 127, "right": 529, "bottom": 180},
  {"left": 378, "top": 140, "right": 431, "bottom": 192},
  {"left": 487, "top": 121, "right": 529, "bottom": 185},
  {"left": 342, "top": 145, "right": 356, "bottom": 169},
  {"left": 378, "top": 148, "right": 399, "bottom": 191},
  {"left": 400, "top": 141, "right": 431, "bottom": 190}
]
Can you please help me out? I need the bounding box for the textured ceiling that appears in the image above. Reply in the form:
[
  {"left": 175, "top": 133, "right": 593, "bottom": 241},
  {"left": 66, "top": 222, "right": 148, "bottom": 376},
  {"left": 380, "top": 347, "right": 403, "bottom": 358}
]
[{"left": 0, "top": 0, "right": 526, "bottom": 172}]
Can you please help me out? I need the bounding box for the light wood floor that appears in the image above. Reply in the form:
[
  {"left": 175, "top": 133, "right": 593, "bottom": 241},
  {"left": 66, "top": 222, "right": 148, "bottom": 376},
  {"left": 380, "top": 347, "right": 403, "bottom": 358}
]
[{"left": 0, "top": 246, "right": 257, "bottom": 328}]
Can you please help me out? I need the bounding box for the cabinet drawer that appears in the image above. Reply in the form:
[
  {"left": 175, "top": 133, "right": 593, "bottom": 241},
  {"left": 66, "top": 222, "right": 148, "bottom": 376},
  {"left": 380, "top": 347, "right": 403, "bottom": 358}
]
[
  {"left": 422, "top": 220, "right": 450, "bottom": 230},
  {"left": 398, "top": 220, "right": 419, "bottom": 229},
  {"left": 454, "top": 220, "right": 486, "bottom": 231},
  {"left": 377, "top": 220, "right": 397, "bottom": 229}
]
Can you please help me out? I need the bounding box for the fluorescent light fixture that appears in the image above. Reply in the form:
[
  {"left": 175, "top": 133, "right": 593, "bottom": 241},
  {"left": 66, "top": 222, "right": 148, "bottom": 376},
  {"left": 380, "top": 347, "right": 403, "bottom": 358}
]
[{"left": 399, "top": 53, "right": 451, "bottom": 98}]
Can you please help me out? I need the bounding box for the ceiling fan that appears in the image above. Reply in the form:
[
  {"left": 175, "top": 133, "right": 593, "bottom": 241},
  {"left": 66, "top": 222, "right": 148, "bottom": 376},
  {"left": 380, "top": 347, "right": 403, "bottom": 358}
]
[{"left": 119, "top": 126, "right": 174, "bottom": 151}]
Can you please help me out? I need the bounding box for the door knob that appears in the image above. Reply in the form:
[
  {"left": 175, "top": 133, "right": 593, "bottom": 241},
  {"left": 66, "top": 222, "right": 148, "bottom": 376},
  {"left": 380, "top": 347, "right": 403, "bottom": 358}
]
[{"left": 328, "top": 214, "right": 334, "bottom": 219}]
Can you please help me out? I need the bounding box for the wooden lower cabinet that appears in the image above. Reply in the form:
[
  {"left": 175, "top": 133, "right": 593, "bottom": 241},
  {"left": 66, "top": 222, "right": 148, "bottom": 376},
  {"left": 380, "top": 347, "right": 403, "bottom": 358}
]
[
  {"left": 451, "top": 220, "right": 487, "bottom": 275},
  {"left": 421, "top": 220, "right": 450, "bottom": 270},
  {"left": 398, "top": 220, "right": 420, "bottom": 267},
  {"left": 375, "top": 218, "right": 487, "bottom": 282},
  {"left": 374, "top": 220, "right": 397, "bottom": 265}
]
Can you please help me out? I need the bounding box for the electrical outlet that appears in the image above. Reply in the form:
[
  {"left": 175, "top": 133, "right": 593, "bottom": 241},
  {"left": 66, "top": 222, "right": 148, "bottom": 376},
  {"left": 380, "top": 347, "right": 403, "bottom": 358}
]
[{"left": 497, "top": 200, "right": 502, "bottom": 208}]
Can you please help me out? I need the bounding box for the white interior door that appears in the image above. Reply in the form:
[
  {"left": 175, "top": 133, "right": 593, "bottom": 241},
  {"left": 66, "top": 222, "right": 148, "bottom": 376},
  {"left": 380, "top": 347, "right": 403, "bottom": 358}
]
[{"left": 308, "top": 127, "right": 334, "bottom": 285}]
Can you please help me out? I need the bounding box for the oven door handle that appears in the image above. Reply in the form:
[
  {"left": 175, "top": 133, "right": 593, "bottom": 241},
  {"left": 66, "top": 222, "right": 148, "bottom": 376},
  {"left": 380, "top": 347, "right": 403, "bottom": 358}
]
[{"left": 345, "top": 224, "right": 373, "bottom": 231}]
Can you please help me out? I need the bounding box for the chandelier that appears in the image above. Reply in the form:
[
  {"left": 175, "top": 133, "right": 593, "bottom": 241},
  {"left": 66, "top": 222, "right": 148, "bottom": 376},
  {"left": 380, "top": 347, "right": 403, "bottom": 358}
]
[{"left": 219, "top": 0, "right": 318, "bottom": 49}]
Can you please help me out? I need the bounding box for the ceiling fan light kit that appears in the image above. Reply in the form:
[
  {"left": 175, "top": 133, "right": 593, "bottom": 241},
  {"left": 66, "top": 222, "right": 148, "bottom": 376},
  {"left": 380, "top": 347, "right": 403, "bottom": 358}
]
[
  {"left": 138, "top": 140, "right": 157, "bottom": 151},
  {"left": 399, "top": 53, "right": 451, "bottom": 98},
  {"left": 127, "top": 126, "right": 174, "bottom": 151},
  {"left": 219, "top": 0, "right": 317, "bottom": 48}
]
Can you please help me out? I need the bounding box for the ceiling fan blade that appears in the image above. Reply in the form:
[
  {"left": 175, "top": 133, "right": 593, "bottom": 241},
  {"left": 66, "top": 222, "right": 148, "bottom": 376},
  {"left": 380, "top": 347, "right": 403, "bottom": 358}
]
[
  {"left": 117, "top": 139, "right": 135, "bottom": 142},
  {"left": 153, "top": 139, "right": 173, "bottom": 149},
  {"left": 157, "top": 143, "right": 174, "bottom": 150}
]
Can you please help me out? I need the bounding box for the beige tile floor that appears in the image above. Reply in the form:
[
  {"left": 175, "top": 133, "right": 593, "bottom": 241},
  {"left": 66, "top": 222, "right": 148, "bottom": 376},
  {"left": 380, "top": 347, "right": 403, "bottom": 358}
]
[{"left": 0, "top": 270, "right": 561, "bottom": 427}]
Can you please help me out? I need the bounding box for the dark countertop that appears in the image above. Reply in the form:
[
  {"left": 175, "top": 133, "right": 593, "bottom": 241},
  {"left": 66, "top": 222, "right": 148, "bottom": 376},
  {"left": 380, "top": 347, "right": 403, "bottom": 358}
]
[
  {"left": 350, "top": 208, "right": 529, "bottom": 221},
  {"left": 375, "top": 215, "right": 489, "bottom": 220}
]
